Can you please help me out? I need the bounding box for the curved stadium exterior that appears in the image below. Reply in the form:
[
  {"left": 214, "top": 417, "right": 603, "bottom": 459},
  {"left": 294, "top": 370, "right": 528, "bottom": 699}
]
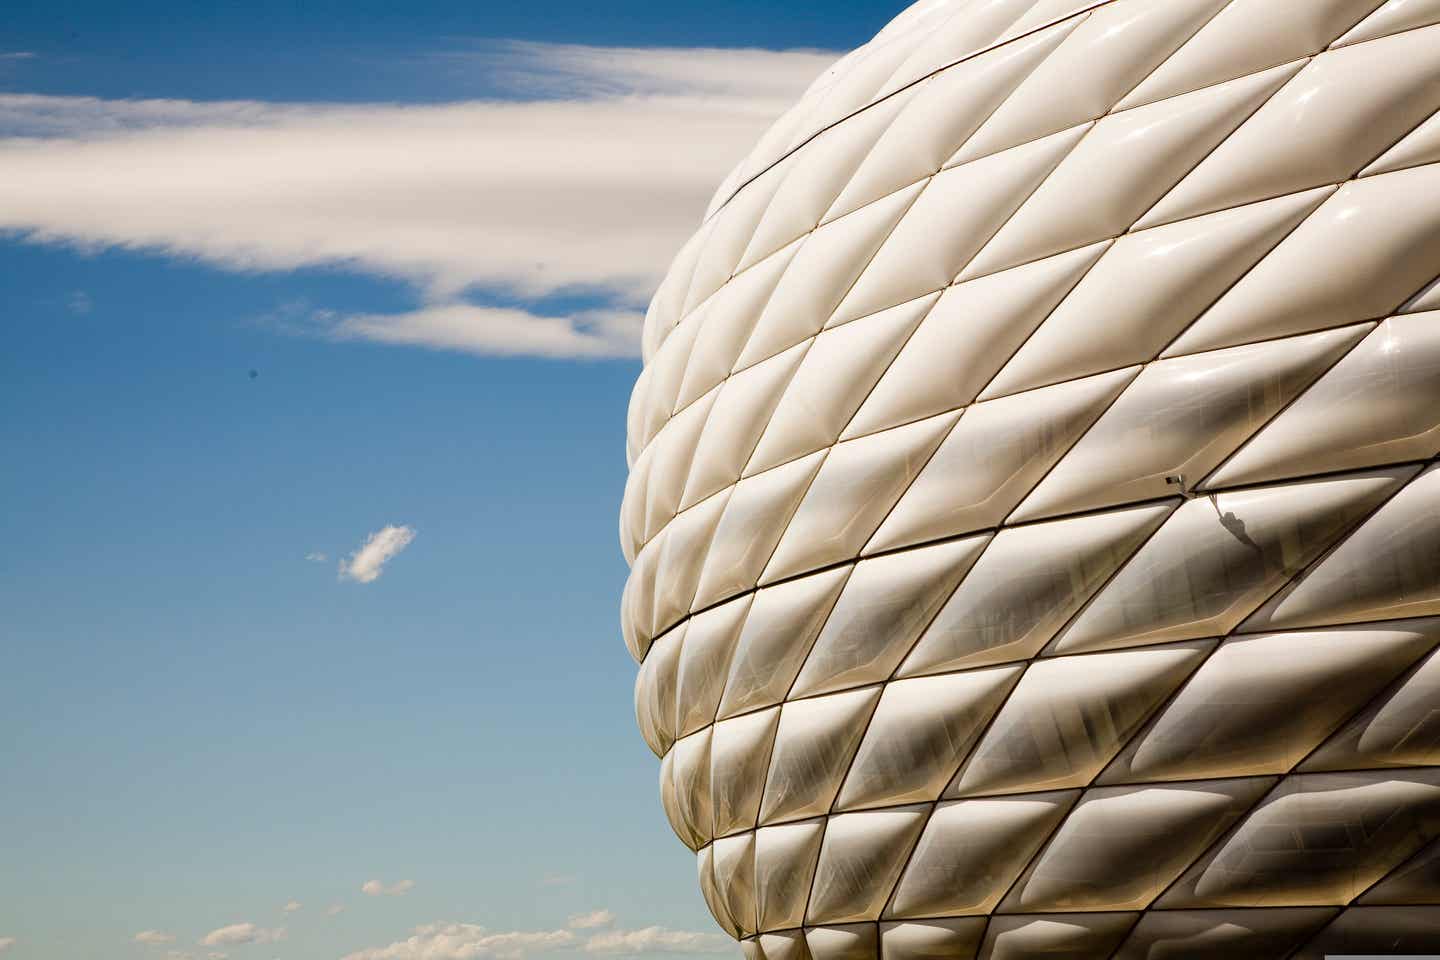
[{"left": 619, "top": 2, "right": 1440, "bottom": 958}]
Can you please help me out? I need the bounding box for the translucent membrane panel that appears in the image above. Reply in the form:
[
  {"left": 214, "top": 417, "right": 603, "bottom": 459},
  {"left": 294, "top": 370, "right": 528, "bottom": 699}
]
[
  {"left": 804, "top": 924, "right": 877, "bottom": 960},
  {"left": 713, "top": 831, "right": 758, "bottom": 936},
  {"left": 833, "top": 125, "right": 1086, "bottom": 324},
  {"left": 1140, "top": 24, "right": 1440, "bottom": 229},
  {"left": 745, "top": 294, "right": 936, "bottom": 476},
  {"left": 805, "top": 805, "right": 929, "bottom": 924},
  {"left": 638, "top": 314, "right": 703, "bottom": 453},
  {"left": 977, "top": 913, "right": 1136, "bottom": 960},
  {"left": 635, "top": 623, "right": 684, "bottom": 757},
  {"left": 829, "top": 20, "right": 1079, "bottom": 221},
  {"left": 837, "top": 666, "right": 1022, "bottom": 811},
  {"left": 1245, "top": 462, "right": 1440, "bottom": 631},
  {"left": 875, "top": 0, "right": 1043, "bottom": 101},
  {"left": 953, "top": 0, "right": 1230, "bottom": 164},
  {"left": 675, "top": 596, "right": 752, "bottom": 738},
  {"left": 790, "top": 536, "right": 989, "bottom": 699},
  {"left": 878, "top": 919, "right": 985, "bottom": 960},
  {"left": 682, "top": 155, "right": 795, "bottom": 321},
  {"left": 1110, "top": 908, "right": 1334, "bottom": 960},
  {"left": 1051, "top": 468, "right": 1414, "bottom": 656},
  {"left": 898, "top": 502, "right": 1172, "bottom": 677},
  {"left": 710, "top": 706, "right": 781, "bottom": 838},
  {"left": 887, "top": 791, "right": 1078, "bottom": 919},
  {"left": 847, "top": 242, "right": 1107, "bottom": 440},
  {"left": 666, "top": 728, "right": 713, "bottom": 850},
  {"left": 755, "top": 818, "right": 826, "bottom": 932},
  {"left": 1003, "top": 777, "right": 1275, "bottom": 912},
  {"left": 717, "top": 566, "right": 851, "bottom": 720},
  {"left": 758, "top": 931, "right": 810, "bottom": 960},
  {"left": 759, "top": 685, "right": 881, "bottom": 825},
  {"left": 1209, "top": 313, "right": 1440, "bottom": 488},
  {"left": 1160, "top": 769, "right": 1440, "bottom": 908},
  {"left": 692, "top": 452, "right": 826, "bottom": 612},
  {"left": 1304, "top": 639, "right": 1440, "bottom": 771},
  {"left": 982, "top": 187, "right": 1333, "bottom": 398},
  {"left": 642, "top": 387, "right": 719, "bottom": 542},
  {"left": 871, "top": 367, "right": 1139, "bottom": 553},
  {"left": 1119, "top": 0, "right": 1384, "bottom": 109},
  {"left": 961, "top": 62, "right": 1300, "bottom": 280},
  {"left": 1164, "top": 163, "right": 1440, "bottom": 356},
  {"left": 1012, "top": 324, "right": 1374, "bottom": 523},
  {"left": 762, "top": 411, "right": 960, "bottom": 584},
  {"left": 1102, "top": 621, "right": 1440, "bottom": 783},
  {"left": 949, "top": 642, "right": 1212, "bottom": 797},
  {"left": 697, "top": 843, "right": 737, "bottom": 937}
]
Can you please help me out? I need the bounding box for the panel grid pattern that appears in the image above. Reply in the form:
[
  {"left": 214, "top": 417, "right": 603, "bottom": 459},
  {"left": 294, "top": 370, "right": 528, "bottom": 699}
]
[{"left": 620, "top": 1, "right": 1440, "bottom": 957}]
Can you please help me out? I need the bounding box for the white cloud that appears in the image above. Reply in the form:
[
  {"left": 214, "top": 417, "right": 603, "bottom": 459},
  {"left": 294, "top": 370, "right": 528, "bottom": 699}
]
[
  {"left": 342, "top": 921, "right": 733, "bottom": 960},
  {"left": 583, "top": 928, "right": 731, "bottom": 955},
  {"left": 67, "top": 290, "right": 92, "bottom": 314},
  {"left": 327, "top": 904, "right": 348, "bottom": 917},
  {"left": 282, "top": 900, "right": 302, "bottom": 913},
  {"left": 0, "top": 938, "right": 14, "bottom": 952},
  {"left": 361, "top": 878, "right": 416, "bottom": 897},
  {"left": 0, "top": 43, "right": 835, "bottom": 359},
  {"left": 330, "top": 304, "right": 642, "bottom": 359},
  {"left": 566, "top": 911, "right": 614, "bottom": 931},
  {"left": 341, "top": 923, "right": 576, "bottom": 960},
  {"left": 305, "top": 552, "right": 328, "bottom": 563},
  {"left": 135, "top": 930, "right": 178, "bottom": 944},
  {"left": 339, "top": 527, "right": 416, "bottom": 585},
  {"left": 199, "top": 923, "right": 286, "bottom": 947}
]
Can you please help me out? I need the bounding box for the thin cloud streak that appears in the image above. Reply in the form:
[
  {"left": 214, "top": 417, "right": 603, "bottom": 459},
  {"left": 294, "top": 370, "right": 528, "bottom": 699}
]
[
  {"left": 361, "top": 878, "right": 416, "bottom": 897},
  {"left": 0, "top": 43, "right": 835, "bottom": 359},
  {"left": 341, "top": 921, "right": 731, "bottom": 960}
]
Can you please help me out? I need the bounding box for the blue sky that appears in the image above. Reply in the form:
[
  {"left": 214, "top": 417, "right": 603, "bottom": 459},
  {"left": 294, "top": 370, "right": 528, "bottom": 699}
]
[{"left": 0, "top": 2, "right": 900, "bottom": 959}]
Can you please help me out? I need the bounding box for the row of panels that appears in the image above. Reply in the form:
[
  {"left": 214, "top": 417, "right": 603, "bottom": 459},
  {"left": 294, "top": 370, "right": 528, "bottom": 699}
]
[
  {"left": 732, "top": 906, "right": 1440, "bottom": 960},
  {"left": 650, "top": 617, "right": 1440, "bottom": 851},
  {"left": 691, "top": 770, "right": 1440, "bottom": 935}
]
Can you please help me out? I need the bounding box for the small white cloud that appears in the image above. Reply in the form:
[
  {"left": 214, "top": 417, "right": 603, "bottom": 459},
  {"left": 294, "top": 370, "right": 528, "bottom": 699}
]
[
  {"left": 361, "top": 879, "right": 415, "bottom": 897},
  {"left": 327, "top": 904, "right": 347, "bottom": 917},
  {"left": 329, "top": 304, "right": 642, "bottom": 359},
  {"left": 341, "top": 923, "right": 575, "bottom": 960},
  {"left": 0, "top": 52, "right": 36, "bottom": 61},
  {"left": 67, "top": 290, "right": 92, "bottom": 314},
  {"left": 0, "top": 938, "right": 15, "bottom": 952},
  {"left": 199, "top": 924, "right": 285, "bottom": 947},
  {"left": 282, "top": 900, "right": 302, "bottom": 913},
  {"left": 135, "top": 930, "right": 177, "bottom": 944},
  {"left": 305, "top": 552, "right": 327, "bottom": 563},
  {"left": 340, "top": 527, "right": 416, "bottom": 584},
  {"left": 584, "top": 927, "right": 731, "bottom": 955},
  {"left": 567, "top": 910, "right": 614, "bottom": 931}
]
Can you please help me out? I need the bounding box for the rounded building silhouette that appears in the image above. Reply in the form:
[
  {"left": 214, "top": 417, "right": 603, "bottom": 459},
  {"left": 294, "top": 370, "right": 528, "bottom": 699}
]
[{"left": 619, "top": 2, "right": 1440, "bottom": 958}]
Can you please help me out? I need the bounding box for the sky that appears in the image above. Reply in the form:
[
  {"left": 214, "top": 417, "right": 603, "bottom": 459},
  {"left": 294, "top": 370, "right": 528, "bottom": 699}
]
[{"left": 0, "top": 2, "right": 906, "bottom": 959}]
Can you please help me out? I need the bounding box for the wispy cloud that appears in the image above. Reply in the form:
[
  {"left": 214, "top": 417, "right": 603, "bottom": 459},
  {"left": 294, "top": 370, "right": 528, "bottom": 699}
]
[
  {"left": 282, "top": 900, "right": 303, "bottom": 913},
  {"left": 584, "top": 928, "right": 730, "bottom": 955},
  {"left": 0, "top": 52, "right": 36, "bottom": 62},
  {"left": 305, "top": 551, "right": 328, "bottom": 563},
  {"left": 566, "top": 910, "right": 614, "bottom": 931},
  {"left": 341, "top": 919, "right": 730, "bottom": 960},
  {"left": 0, "top": 938, "right": 14, "bottom": 952},
  {"left": 67, "top": 290, "right": 92, "bottom": 315},
  {"left": 327, "top": 904, "right": 348, "bottom": 917},
  {"left": 134, "top": 930, "right": 177, "bottom": 944},
  {"left": 0, "top": 43, "right": 834, "bottom": 359},
  {"left": 198, "top": 923, "right": 285, "bottom": 947},
  {"left": 339, "top": 527, "right": 416, "bottom": 585},
  {"left": 361, "top": 878, "right": 416, "bottom": 897}
]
